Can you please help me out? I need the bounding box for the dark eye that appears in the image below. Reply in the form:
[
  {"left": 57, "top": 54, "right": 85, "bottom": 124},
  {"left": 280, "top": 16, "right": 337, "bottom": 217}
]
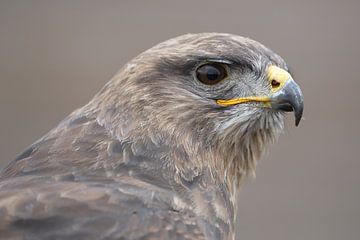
[{"left": 196, "top": 63, "right": 228, "bottom": 85}]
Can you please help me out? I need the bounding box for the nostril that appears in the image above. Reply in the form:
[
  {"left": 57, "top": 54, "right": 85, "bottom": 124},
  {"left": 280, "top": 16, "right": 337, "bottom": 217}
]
[{"left": 271, "top": 79, "right": 281, "bottom": 88}]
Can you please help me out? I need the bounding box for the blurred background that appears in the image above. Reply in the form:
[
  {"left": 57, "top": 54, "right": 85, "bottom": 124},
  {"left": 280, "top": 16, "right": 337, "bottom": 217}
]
[{"left": 0, "top": 0, "right": 359, "bottom": 239}]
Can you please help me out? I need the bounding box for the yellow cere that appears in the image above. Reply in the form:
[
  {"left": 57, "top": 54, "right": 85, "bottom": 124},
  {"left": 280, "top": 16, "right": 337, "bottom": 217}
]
[{"left": 267, "top": 65, "right": 291, "bottom": 93}]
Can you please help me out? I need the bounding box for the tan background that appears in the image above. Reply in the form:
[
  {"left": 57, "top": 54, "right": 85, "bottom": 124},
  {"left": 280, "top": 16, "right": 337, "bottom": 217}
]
[{"left": 1, "top": 0, "right": 359, "bottom": 239}]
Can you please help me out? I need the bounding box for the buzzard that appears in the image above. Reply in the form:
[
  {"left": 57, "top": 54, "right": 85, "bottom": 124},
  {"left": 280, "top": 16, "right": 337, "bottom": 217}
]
[{"left": 0, "top": 33, "right": 303, "bottom": 240}]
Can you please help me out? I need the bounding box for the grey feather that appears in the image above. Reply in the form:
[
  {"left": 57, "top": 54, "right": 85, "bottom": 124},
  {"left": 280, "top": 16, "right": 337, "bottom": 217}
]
[{"left": 0, "top": 33, "right": 294, "bottom": 240}]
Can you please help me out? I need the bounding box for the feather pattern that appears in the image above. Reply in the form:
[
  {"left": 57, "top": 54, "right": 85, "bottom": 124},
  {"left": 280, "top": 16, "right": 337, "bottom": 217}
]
[{"left": 0, "top": 33, "right": 291, "bottom": 240}]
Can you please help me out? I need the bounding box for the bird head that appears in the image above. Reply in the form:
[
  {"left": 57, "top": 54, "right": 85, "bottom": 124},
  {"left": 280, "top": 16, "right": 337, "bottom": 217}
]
[{"left": 93, "top": 33, "right": 304, "bottom": 186}]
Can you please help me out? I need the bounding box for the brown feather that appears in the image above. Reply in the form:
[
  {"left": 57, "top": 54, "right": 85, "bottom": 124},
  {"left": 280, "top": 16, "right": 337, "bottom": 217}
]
[{"left": 0, "top": 33, "right": 292, "bottom": 240}]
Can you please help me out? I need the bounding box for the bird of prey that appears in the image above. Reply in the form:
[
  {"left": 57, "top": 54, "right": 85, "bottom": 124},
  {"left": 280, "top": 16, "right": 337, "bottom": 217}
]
[{"left": 0, "top": 33, "right": 303, "bottom": 240}]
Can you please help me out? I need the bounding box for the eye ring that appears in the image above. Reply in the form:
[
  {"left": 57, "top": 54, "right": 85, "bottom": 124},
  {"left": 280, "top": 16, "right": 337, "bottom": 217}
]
[{"left": 196, "top": 63, "right": 228, "bottom": 85}]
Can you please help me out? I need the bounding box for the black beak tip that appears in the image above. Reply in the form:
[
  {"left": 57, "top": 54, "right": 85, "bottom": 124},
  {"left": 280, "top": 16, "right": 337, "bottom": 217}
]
[
  {"left": 294, "top": 104, "right": 304, "bottom": 127},
  {"left": 295, "top": 115, "right": 301, "bottom": 127}
]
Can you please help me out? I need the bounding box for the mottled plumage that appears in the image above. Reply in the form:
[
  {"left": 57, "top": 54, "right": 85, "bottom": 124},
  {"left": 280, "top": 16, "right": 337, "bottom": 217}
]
[{"left": 0, "top": 33, "right": 303, "bottom": 240}]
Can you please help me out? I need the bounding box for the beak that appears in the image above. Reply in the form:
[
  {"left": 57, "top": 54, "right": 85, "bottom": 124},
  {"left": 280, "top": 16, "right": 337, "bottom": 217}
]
[
  {"left": 216, "top": 66, "right": 304, "bottom": 126},
  {"left": 269, "top": 78, "right": 304, "bottom": 126}
]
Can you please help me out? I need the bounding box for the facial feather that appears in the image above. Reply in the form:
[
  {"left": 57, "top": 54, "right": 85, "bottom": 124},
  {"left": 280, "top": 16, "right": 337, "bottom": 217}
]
[{"left": 86, "top": 33, "right": 288, "bottom": 192}]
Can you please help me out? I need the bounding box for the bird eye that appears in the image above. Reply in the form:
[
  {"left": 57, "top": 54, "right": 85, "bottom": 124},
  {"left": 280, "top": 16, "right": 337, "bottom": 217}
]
[{"left": 196, "top": 63, "right": 227, "bottom": 85}]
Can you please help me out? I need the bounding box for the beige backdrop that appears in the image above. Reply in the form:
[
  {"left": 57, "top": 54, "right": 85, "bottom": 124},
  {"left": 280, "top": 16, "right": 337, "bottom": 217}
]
[{"left": 1, "top": 1, "right": 359, "bottom": 239}]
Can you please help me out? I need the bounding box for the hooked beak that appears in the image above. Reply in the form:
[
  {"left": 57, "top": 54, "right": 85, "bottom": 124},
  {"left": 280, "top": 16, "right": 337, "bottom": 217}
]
[
  {"left": 216, "top": 65, "right": 304, "bottom": 126},
  {"left": 269, "top": 78, "right": 304, "bottom": 126}
]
